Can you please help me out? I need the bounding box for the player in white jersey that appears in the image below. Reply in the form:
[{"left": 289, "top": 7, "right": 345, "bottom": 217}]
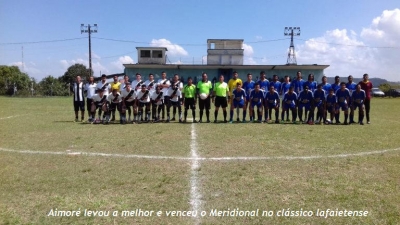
[
  {"left": 151, "top": 85, "right": 164, "bottom": 122},
  {"left": 107, "top": 89, "right": 123, "bottom": 124},
  {"left": 157, "top": 71, "right": 171, "bottom": 121},
  {"left": 119, "top": 74, "right": 130, "bottom": 92},
  {"left": 84, "top": 76, "right": 97, "bottom": 122},
  {"left": 131, "top": 73, "right": 144, "bottom": 92},
  {"left": 91, "top": 89, "right": 108, "bottom": 124},
  {"left": 168, "top": 80, "right": 183, "bottom": 122},
  {"left": 136, "top": 84, "right": 151, "bottom": 123},
  {"left": 168, "top": 74, "right": 183, "bottom": 121},
  {"left": 96, "top": 74, "right": 111, "bottom": 96},
  {"left": 121, "top": 82, "right": 136, "bottom": 123},
  {"left": 145, "top": 73, "right": 157, "bottom": 120},
  {"left": 72, "top": 76, "right": 85, "bottom": 122}
]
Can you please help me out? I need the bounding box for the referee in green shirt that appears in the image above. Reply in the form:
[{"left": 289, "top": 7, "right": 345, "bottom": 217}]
[
  {"left": 182, "top": 77, "right": 197, "bottom": 123},
  {"left": 212, "top": 75, "right": 230, "bottom": 123},
  {"left": 197, "top": 73, "right": 213, "bottom": 123}
]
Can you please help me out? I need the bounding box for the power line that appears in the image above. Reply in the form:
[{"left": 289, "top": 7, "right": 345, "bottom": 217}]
[
  {"left": 295, "top": 38, "right": 400, "bottom": 49},
  {"left": 0, "top": 37, "right": 86, "bottom": 45}
]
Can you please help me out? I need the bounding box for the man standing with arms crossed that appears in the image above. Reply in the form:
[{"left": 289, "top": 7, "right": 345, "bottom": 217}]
[
  {"left": 85, "top": 76, "right": 96, "bottom": 122},
  {"left": 73, "top": 76, "right": 85, "bottom": 122},
  {"left": 157, "top": 71, "right": 171, "bottom": 121},
  {"left": 359, "top": 73, "right": 373, "bottom": 124},
  {"left": 242, "top": 73, "right": 255, "bottom": 122},
  {"left": 182, "top": 77, "right": 197, "bottom": 123},
  {"left": 212, "top": 75, "right": 230, "bottom": 123},
  {"left": 197, "top": 73, "right": 213, "bottom": 123}
]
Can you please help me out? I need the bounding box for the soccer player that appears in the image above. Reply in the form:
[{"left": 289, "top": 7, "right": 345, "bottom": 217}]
[
  {"left": 258, "top": 71, "right": 270, "bottom": 91},
  {"left": 121, "top": 82, "right": 136, "bottom": 123},
  {"left": 270, "top": 74, "right": 281, "bottom": 92},
  {"left": 321, "top": 75, "right": 332, "bottom": 95},
  {"left": 73, "top": 76, "right": 85, "bottom": 122},
  {"left": 304, "top": 74, "right": 317, "bottom": 92},
  {"left": 230, "top": 83, "right": 246, "bottom": 123},
  {"left": 228, "top": 71, "right": 243, "bottom": 116},
  {"left": 212, "top": 75, "right": 230, "bottom": 123},
  {"left": 280, "top": 75, "right": 292, "bottom": 122},
  {"left": 84, "top": 76, "right": 97, "bottom": 122},
  {"left": 151, "top": 85, "right": 164, "bottom": 123},
  {"left": 136, "top": 84, "right": 151, "bottom": 123},
  {"left": 264, "top": 85, "right": 280, "bottom": 123},
  {"left": 132, "top": 73, "right": 144, "bottom": 92},
  {"left": 96, "top": 74, "right": 111, "bottom": 96},
  {"left": 297, "top": 85, "right": 314, "bottom": 124},
  {"left": 335, "top": 82, "right": 351, "bottom": 125},
  {"left": 282, "top": 86, "right": 298, "bottom": 123},
  {"left": 107, "top": 89, "right": 123, "bottom": 124},
  {"left": 110, "top": 75, "right": 121, "bottom": 93},
  {"left": 331, "top": 76, "right": 341, "bottom": 92},
  {"left": 350, "top": 84, "right": 366, "bottom": 125},
  {"left": 182, "top": 77, "right": 197, "bottom": 123},
  {"left": 325, "top": 88, "right": 337, "bottom": 124},
  {"left": 346, "top": 75, "right": 357, "bottom": 95},
  {"left": 91, "top": 89, "right": 108, "bottom": 124},
  {"left": 291, "top": 71, "right": 304, "bottom": 94},
  {"left": 197, "top": 73, "right": 213, "bottom": 123},
  {"left": 358, "top": 73, "right": 373, "bottom": 124},
  {"left": 249, "top": 83, "right": 264, "bottom": 123},
  {"left": 145, "top": 73, "right": 157, "bottom": 120},
  {"left": 168, "top": 80, "right": 183, "bottom": 123},
  {"left": 242, "top": 73, "right": 255, "bottom": 122},
  {"left": 313, "top": 84, "right": 326, "bottom": 124},
  {"left": 119, "top": 74, "right": 130, "bottom": 92},
  {"left": 169, "top": 74, "right": 183, "bottom": 121},
  {"left": 157, "top": 71, "right": 171, "bottom": 121}
]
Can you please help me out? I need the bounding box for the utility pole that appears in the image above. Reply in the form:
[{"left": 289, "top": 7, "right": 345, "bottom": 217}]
[
  {"left": 284, "top": 27, "right": 301, "bottom": 65},
  {"left": 81, "top": 24, "right": 98, "bottom": 76}
]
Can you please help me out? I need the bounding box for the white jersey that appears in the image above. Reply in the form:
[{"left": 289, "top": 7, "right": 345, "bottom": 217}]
[
  {"left": 121, "top": 89, "right": 136, "bottom": 102},
  {"left": 157, "top": 79, "right": 171, "bottom": 96},
  {"left": 169, "top": 81, "right": 183, "bottom": 98},
  {"left": 136, "top": 90, "right": 150, "bottom": 103},
  {"left": 132, "top": 80, "right": 144, "bottom": 92},
  {"left": 145, "top": 80, "right": 157, "bottom": 95},
  {"left": 85, "top": 83, "right": 97, "bottom": 99},
  {"left": 107, "top": 93, "right": 122, "bottom": 103},
  {"left": 96, "top": 82, "right": 111, "bottom": 96},
  {"left": 151, "top": 91, "right": 164, "bottom": 105},
  {"left": 168, "top": 88, "right": 181, "bottom": 102},
  {"left": 92, "top": 94, "right": 108, "bottom": 105},
  {"left": 73, "top": 82, "right": 85, "bottom": 102}
]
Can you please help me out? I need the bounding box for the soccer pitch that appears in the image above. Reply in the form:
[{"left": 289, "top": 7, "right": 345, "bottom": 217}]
[{"left": 0, "top": 96, "right": 399, "bottom": 224}]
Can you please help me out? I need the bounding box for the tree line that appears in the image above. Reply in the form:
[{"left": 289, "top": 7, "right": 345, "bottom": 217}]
[{"left": 0, "top": 64, "right": 91, "bottom": 96}]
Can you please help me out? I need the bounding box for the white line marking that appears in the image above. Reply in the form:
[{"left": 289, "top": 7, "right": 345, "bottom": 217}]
[
  {"left": 0, "top": 115, "right": 21, "bottom": 120},
  {"left": 0, "top": 147, "right": 399, "bottom": 161},
  {"left": 189, "top": 123, "right": 201, "bottom": 224}
]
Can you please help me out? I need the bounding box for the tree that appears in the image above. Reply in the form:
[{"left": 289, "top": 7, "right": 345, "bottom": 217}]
[
  {"left": 0, "top": 65, "right": 31, "bottom": 95},
  {"left": 379, "top": 83, "right": 391, "bottom": 93},
  {"left": 59, "top": 63, "right": 92, "bottom": 85},
  {"left": 39, "top": 75, "right": 69, "bottom": 96}
]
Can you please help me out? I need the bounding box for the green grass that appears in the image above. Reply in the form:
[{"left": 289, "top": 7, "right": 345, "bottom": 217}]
[{"left": 0, "top": 96, "right": 399, "bottom": 224}]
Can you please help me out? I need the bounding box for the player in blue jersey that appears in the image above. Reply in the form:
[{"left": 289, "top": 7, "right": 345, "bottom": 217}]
[
  {"left": 270, "top": 74, "right": 281, "bottom": 92},
  {"left": 280, "top": 76, "right": 292, "bottom": 122},
  {"left": 313, "top": 84, "right": 326, "bottom": 124},
  {"left": 304, "top": 73, "right": 317, "bottom": 92},
  {"left": 230, "top": 83, "right": 246, "bottom": 123},
  {"left": 298, "top": 85, "right": 314, "bottom": 124},
  {"left": 264, "top": 85, "right": 280, "bottom": 123},
  {"left": 242, "top": 73, "right": 255, "bottom": 122},
  {"left": 335, "top": 82, "right": 351, "bottom": 125},
  {"left": 346, "top": 75, "right": 357, "bottom": 96},
  {"left": 350, "top": 84, "right": 366, "bottom": 125},
  {"left": 325, "top": 88, "right": 337, "bottom": 124},
  {"left": 249, "top": 83, "right": 264, "bottom": 123},
  {"left": 258, "top": 71, "right": 270, "bottom": 91},
  {"left": 291, "top": 71, "right": 305, "bottom": 94},
  {"left": 331, "top": 76, "right": 341, "bottom": 92},
  {"left": 321, "top": 76, "right": 332, "bottom": 95},
  {"left": 282, "top": 86, "right": 298, "bottom": 123}
]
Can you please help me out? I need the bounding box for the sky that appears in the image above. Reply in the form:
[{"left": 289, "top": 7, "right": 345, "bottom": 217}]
[{"left": 0, "top": 0, "right": 399, "bottom": 81}]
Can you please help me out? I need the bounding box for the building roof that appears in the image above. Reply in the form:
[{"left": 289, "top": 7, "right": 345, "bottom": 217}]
[
  {"left": 136, "top": 47, "right": 168, "bottom": 51},
  {"left": 207, "top": 39, "right": 244, "bottom": 42},
  {"left": 123, "top": 64, "right": 329, "bottom": 70}
]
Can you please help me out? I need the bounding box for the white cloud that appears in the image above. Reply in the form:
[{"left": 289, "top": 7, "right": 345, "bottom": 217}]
[
  {"left": 59, "top": 58, "right": 109, "bottom": 75},
  {"left": 296, "top": 9, "right": 400, "bottom": 81},
  {"left": 110, "top": 56, "right": 134, "bottom": 70},
  {"left": 242, "top": 43, "right": 254, "bottom": 56},
  {"left": 255, "top": 35, "right": 263, "bottom": 40},
  {"left": 150, "top": 39, "right": 188, "bottom": 56},
  {"left": 10, "top": 61, "right": 41, "bottom": 77}
]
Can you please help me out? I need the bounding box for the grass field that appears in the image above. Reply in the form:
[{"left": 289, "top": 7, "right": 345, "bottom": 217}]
[{"left": 0, "top": 96, "right": 399, "bottom": 225}]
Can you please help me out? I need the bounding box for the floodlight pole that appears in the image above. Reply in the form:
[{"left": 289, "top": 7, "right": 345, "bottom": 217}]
[
  {"left": 284, "top": 27, "right": 301, "bottom": 65},
  {"left": 81, "top": 24, "right": 98, "bottom": 76}
]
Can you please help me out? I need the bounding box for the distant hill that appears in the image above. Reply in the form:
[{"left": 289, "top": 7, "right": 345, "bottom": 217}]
[{"left": 327, "top": 77, "right": 389, "bottom": 86}]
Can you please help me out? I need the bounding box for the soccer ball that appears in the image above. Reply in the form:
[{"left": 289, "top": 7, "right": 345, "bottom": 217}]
[{"left": 199, "top": 93, "right": 208, "bottom": 100}]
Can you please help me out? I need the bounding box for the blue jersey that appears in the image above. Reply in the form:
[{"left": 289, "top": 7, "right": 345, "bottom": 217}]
[
  {"left": 283, "top": 92, "right": 298, "bottom": 105},
  {"left": 280, "top": 82, "right": 291, "bottom": 95},
  {"left": 331, "top": 83, "right": 341, "bottom": 92},
  {"left": 258, "top": 79, "right": 270, "bottom": 91},
  {"left": 270, "top": 81, "right": 281, "bottom": 92},
  {"left": 242, "top": 80, "right": 255, "bottom": 97},
  {"left": 250, "top": 90, "right": 264, "bottom": 104},
  {"left": 291, "top": 79, "right": 305, "bottom": 94},
  {"left": 264, "top": 91, "right": 280, "bottom": 104},
  {"left": 346, "top": 82, "right": 357, "bottom": 95},
  {"left": 322, "top": 83, "right": 332, "bottom": 95},
  {"left": 352, "top": 90, "right": 366, "bottom": 104},
  {"left": 313, "top": 89, "right": 326, "bottom": 103},
  {"left": 336, "top": 88, "right": 351, "bottom": 104},
  {"left": 326, "top": 94, "right": 337, "bottom": 106},
  {"left": 304, "top": 81, "right": 317, "bottom": 92},
  {"left": 298, "top": 90, "right": 314, "bottom": 104},
  {"left": 232, "top": 88, "right": 246, "bottom": 101}
]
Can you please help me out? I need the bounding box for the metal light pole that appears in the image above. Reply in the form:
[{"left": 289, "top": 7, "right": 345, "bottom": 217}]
[
  {"left": 284, "top": 27, "right": 301, "bottom": 65},
  {"left": 81, "top": 24, "right": 98, "bottom": 76}
]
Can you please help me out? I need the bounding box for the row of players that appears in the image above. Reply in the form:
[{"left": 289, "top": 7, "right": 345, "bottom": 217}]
[{"left": 83, "top": 73, "right": 367, "bottom": 125}]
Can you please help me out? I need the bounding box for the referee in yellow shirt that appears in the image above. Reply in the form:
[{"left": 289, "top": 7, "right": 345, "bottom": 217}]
[
  {"left": 182, "top": 77, "right": 197, "bottom": 123},
  {"left": 212, "top": 75, "right": 230, "bottom": 123},
  {"left": 227, "top": 71, "right": 243, "bottom": 116}
]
